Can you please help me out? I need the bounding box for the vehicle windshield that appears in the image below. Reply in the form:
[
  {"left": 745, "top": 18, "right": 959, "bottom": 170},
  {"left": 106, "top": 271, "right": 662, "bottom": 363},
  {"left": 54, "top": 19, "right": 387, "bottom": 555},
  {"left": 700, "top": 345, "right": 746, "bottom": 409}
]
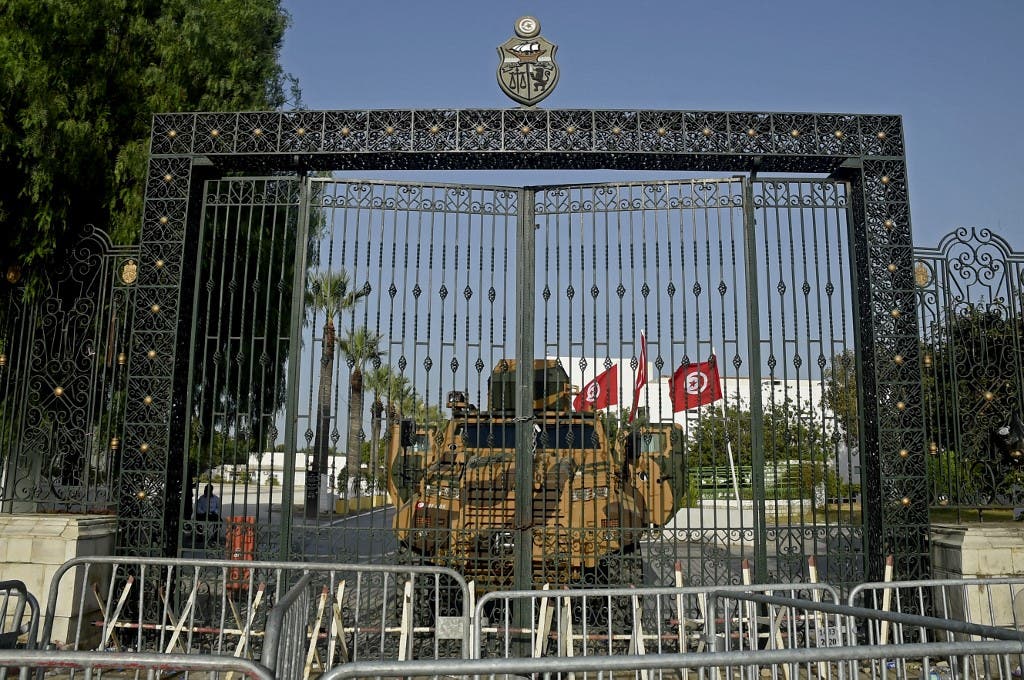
[
  {"left": 457, "top": 423, "right": 600, "bottom": 450},
  {"left": 639, "top": 432, "right": 665, "bottom": 453}
]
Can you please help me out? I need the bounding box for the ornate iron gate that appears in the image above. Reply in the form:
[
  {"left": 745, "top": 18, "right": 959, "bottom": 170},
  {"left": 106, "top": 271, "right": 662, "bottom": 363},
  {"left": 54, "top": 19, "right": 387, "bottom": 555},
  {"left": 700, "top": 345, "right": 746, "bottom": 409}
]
[
  {"left": 179, "top": 177, "right": 304, "bottom": 557},
  {"left": 915, "top": 228, "right": 1024, "bottom": 517},
  {"left": 0, "top": 227, "right": 138, "bottom": 512},
  {"left": 0, "top": 109, "right": 927, "bottom": 586},
  {"left": 175, "top": 174, "right": 864, "bottom": 589}
]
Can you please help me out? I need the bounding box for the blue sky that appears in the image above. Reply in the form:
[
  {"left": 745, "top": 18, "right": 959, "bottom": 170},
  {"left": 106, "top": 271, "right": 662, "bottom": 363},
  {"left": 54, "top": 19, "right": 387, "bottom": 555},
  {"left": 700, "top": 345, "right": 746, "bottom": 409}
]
[{"left": 280, "top": 0, "right": 1024, "bottom": 250}]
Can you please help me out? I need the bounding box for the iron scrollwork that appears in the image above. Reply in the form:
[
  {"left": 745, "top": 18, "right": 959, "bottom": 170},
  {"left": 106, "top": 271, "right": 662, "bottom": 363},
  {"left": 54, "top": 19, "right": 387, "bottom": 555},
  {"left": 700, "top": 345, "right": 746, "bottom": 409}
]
[
  {"left": 0, "top": 226, "right": 137, "bottom": 512},
  {"left": 915, "top": 228, "right": 1024, "bottom": 514}
]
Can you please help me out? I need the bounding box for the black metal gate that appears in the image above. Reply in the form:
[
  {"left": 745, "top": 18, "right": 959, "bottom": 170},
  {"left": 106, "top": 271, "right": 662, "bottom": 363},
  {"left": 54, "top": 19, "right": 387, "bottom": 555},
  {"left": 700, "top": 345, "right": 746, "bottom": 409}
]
[
  {"left": 0, "top": 227, "right": 138, "bottom": 513},
  {"left": 177, "top": 174, "right": 864, "bottom": 588},
  {"left": 915, "top": 228, "right": 1024, "bottom": 517},
  {"left": 0, "top": 107, "right": 916, "bottom": 586}
]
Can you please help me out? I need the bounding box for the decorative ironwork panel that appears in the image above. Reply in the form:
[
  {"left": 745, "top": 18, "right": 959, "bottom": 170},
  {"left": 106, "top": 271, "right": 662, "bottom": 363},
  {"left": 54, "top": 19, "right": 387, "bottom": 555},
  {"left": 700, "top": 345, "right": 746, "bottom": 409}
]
[
  {"left": 117, "top": 155, "right": 196, "bottom": 555},
  {"left": 915, "top": 228, "right": 1024, "bottom": 517},
  {"left": 845, "top": 148, "right": 927, "bottom": 580},
  {"left": 751, "top": 179, "right": 863, "bottom": 586},
  {"left": 285, "top": 179, "right": 520, "bottom": 583},
  {"left": 150, "top": 109, "right": 904, "bottom": 171},
  {"left": 0, "top": 226, "right": 137, "bottom": 512},
  {"left": 177, "top": 177, "right": 304, "bottom": 561}
]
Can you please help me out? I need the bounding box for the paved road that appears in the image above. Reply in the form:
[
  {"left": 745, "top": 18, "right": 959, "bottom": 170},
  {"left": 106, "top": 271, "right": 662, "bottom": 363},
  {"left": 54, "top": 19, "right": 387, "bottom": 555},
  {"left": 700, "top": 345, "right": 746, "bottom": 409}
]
[
  {"left": 290, "top": 505, "right": 401, "bottom": 562},
  {"left": 182, "top": 484, "right": 403, "bottom": 563}
]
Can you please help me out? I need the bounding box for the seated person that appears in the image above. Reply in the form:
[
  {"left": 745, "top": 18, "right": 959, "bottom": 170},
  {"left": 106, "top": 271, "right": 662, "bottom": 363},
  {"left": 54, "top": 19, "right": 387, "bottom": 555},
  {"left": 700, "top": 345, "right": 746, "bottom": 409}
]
[{"left": 195, "top": 484, "right": 221, "bottom": 523}]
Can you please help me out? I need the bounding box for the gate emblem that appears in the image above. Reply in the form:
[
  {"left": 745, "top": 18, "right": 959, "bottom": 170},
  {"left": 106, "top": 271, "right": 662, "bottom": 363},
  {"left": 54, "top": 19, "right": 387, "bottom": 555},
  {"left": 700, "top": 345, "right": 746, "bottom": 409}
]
[
  {"left": 497, "top": 16, "right": 559, "bottom": 107},
  {"left": 120, "top": 259, "right": 138, "bottom": 285}
]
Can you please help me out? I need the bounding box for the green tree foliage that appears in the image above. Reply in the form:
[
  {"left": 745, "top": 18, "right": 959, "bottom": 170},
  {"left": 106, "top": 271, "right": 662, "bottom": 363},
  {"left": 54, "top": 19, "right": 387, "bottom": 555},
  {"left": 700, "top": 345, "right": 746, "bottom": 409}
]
[
  {"left": 922, "top": 304, "right": 1023, "bottom": 454},
  {"left": 339, "top": 326, "right": 385, "bottom": 492},
  {"left": 921, "top": 303, "right": 1024, "bottom": 505},
  {"left": 685, "top": 400, "right": 834, "bottom": 468},
  {"left": 821, "top": 349, "right": 859, "bottom": 444},
  {"left": 365, "top": 366, "right": 409, "bottom": 487},
  {"left": 683, "top": 399, "right": 836, "bottom": 499},
  {"left": 0, "top": 0, "right": 295, "bottom": 271}
]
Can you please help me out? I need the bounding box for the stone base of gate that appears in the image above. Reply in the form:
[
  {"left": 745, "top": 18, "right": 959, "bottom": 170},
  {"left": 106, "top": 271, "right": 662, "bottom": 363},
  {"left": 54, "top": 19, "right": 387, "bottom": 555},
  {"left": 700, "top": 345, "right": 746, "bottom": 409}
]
[
  {"left": 931, "top": 522, "right": 1024, "bottom": 578},
  {"left": 931, "top": 522, "right": 1024, "bottom": 628},
  {"left": 0, "top": 514, "right": 117, "bottom": 646}
]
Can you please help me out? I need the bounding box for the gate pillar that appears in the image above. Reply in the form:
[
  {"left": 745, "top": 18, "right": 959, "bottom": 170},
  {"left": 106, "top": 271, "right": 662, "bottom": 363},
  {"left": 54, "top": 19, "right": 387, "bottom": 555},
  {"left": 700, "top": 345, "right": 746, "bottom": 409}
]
[{"left": 836, "top": 161, "right": 927, "bottom": 582}]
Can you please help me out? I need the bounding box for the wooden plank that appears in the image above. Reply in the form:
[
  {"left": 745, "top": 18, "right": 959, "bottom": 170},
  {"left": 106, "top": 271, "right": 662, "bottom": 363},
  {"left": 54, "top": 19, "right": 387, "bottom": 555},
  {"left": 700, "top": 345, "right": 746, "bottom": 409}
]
[
  {"left": 98, "top": 576, "right": 134, "bottom": 651},
  {"left": 303, "top": 586, "right": 329, "bottom": 680},
  {"left": 533, "top": 584, "right": 553, "bottom": 658}
]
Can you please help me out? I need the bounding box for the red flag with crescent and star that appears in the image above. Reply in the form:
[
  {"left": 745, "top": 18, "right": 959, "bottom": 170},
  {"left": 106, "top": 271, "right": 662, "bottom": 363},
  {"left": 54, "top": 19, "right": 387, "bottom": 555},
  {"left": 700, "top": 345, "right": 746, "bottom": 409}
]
[
  {"left": 669, "top": 358, "right": 723, "bottom": 412},
  {"left": 573, "top": 364, "right": 619, "bottom": 412}
]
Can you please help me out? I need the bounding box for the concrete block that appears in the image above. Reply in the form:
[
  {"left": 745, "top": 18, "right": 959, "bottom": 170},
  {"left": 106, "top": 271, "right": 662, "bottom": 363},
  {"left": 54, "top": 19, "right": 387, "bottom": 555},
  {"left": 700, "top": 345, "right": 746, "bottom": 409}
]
[
  {"left": 5, "top": 538, "right": 33, "bottom": 562},
  {"left": 32, "top": 537, "right": 70, "bottom": 565},
  {"left": 0, "top": 514, "right": 116, "bottom": 646}
]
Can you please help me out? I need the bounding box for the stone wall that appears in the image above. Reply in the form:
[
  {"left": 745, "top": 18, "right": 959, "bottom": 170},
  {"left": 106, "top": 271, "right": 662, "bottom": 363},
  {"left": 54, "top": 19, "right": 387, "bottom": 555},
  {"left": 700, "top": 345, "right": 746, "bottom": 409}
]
[
  {"left": 930, "top": 522, "right": 1024, "bottom": 629},
  {"left": 0, "top": 514, "right": 117, "bottom": 647}
]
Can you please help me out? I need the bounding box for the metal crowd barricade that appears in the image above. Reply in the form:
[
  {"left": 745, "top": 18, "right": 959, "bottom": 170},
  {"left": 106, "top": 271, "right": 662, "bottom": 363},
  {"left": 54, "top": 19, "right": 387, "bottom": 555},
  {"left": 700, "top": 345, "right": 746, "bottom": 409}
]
[
  {"left": 849, "top": 577, "right": 1024, "bottom": 645},
  {"left": 322, "top": 640, "right": 1024, "bottom": 680},
  {"left": 0, "top": 649, "right": 274, "bottom": 680},
  {"left": 261, "top": 573, "right": 313, "bottom": 678},
  {"left": 708, "top": 590, "right": 1024, "bottom": 680},
  {"left": 39, "top": 556, "right": 471, "bottom": 667},
  {"left": 473, "top": 581, "right": 841, "bottom": 658},
  {"left": 0, "top": 580, "right": 39, "bottom": 650}
]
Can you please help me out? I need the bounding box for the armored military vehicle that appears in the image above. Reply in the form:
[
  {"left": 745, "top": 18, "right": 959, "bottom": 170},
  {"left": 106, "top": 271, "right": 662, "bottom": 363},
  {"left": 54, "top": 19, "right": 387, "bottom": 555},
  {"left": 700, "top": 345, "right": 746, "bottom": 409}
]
[{"left": 386, "top": 359, "right": 684, "bottom": 591}]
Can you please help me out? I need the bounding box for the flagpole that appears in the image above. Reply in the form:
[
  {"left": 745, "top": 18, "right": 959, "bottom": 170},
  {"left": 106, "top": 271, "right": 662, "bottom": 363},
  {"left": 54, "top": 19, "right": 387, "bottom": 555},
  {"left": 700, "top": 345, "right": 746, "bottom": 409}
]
[
  {"left": 712, "top": 349, "right": 742, "bottom": 508},
  {"left": 722, "top": 398, "right": 742, "bottom": 508}
]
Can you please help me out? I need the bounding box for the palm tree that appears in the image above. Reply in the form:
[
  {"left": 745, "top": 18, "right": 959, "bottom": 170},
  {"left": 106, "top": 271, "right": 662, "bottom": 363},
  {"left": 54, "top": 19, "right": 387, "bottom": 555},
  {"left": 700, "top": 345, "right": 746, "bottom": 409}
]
[
  {"left": 339, "top": 326, "right": 385, "bottom": 497},
  {"left": 305, "top": 270, "right": 368, "bottom": 516},
  {"left": 364, "top": 368, "right": 416, "bottom": 499},
  {"left": 364, "top": 366, "right": 393, "bottom": 494}
]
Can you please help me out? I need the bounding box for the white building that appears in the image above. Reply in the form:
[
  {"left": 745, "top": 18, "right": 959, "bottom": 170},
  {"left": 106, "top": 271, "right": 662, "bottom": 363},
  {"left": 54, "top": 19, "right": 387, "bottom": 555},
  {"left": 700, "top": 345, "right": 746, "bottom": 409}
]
[{"left": 212, "top": 452, "right": 347, "bottom": 488}]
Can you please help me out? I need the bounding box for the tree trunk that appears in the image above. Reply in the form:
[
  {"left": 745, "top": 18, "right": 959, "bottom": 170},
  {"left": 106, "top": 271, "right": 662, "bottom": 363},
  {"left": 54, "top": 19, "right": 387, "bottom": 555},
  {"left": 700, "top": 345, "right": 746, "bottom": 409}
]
[
  {"left": 307, "top": 319, "right": 335, "bottom": 517},
  {"left": 369, "top": 396, "right": 383, "bottom": 496},
  {"left": 345, "top": 366, "right": 364, "bottom": 498}
]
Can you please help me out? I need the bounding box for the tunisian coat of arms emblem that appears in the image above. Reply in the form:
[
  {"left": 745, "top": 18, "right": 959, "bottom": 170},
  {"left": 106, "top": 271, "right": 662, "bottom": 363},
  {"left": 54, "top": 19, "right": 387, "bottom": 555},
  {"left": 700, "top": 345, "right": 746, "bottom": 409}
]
[{"left": 497, "top": 16, "right": 559, "bottom": 107}]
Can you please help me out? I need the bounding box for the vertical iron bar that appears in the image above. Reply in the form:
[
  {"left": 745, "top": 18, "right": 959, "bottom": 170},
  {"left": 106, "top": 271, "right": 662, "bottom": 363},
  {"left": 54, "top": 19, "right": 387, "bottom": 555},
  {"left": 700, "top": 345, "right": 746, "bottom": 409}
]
[
  {"left": 513, "top": 187, "right": 537, "bottom": 646},
  {"left": 742, "top": 176, "right": 768, "bottom": 581},
  {"left": 281, "top": 176, "right": 312, "bottom": 559}
]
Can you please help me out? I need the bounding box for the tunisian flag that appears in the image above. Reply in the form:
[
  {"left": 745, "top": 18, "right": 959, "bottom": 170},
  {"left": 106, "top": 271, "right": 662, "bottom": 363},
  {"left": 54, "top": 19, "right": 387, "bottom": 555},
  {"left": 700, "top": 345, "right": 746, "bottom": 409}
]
[
  {"left": 669, "top": 358, "right": 723, "bottom": 412},
  {"left": 573, "top": 365, "right": 619, "bottom": 412},
  {"left": 629, "top": 332, "right": 647, "bottom": 422}
]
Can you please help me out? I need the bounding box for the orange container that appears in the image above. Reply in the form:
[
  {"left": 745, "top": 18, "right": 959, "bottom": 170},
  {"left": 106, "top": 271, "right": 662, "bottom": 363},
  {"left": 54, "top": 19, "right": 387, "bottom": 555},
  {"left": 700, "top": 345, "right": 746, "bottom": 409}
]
[{"left": 224, "top": 516, "right": 255, "bottom": 590}]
